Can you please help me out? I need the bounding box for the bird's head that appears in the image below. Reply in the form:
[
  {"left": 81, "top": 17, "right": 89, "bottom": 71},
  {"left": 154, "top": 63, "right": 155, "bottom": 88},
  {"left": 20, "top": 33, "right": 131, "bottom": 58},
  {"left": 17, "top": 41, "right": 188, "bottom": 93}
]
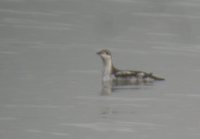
[{"left": 96, "top": 49, "right": 112, "bottom": 63}]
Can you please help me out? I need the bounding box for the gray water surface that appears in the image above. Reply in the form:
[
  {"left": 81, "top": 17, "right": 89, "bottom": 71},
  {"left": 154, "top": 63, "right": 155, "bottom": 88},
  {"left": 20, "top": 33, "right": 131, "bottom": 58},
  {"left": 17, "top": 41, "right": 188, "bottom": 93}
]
[{"left": 1, "top": 0, "right": 200, "bottom": 139}]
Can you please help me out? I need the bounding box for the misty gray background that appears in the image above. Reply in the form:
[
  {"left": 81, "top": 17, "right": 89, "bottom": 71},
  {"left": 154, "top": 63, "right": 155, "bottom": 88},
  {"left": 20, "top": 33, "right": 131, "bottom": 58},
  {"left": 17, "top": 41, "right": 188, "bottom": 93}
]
[{"left": 1, "top": 0, "right": 200, "bottom": 139}]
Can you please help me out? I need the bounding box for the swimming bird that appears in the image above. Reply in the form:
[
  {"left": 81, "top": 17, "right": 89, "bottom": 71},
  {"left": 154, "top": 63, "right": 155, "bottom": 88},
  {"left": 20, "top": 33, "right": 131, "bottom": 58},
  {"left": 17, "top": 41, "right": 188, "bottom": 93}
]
[{"left": 97, "top": 49, "right": 165, "bottom": 83}]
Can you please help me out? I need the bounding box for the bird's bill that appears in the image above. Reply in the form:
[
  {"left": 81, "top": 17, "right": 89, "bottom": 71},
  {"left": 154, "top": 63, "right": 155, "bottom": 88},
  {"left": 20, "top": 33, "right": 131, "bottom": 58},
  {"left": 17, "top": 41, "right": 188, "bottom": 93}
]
[{"left": 96, "top": 51, "right": 102, "bottom": 55}]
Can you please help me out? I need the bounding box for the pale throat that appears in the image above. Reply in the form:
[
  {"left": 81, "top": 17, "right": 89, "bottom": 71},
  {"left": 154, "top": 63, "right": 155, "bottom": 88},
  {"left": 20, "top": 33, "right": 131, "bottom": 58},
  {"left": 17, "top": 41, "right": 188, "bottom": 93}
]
[{"left": 102, "top": 58, "right": 113, "bottom": 80}]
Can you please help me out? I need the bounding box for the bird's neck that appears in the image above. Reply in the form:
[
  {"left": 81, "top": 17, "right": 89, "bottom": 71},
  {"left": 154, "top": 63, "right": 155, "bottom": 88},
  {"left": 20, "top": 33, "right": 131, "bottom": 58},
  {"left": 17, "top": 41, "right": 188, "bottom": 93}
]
[{"left": 102, "top": 58, "right": 114, "bottom": 81}]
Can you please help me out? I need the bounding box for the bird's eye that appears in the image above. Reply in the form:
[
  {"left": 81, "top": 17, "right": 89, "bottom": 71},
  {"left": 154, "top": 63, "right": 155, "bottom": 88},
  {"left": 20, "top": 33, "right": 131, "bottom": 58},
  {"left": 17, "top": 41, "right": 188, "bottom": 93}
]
[{"left": 105, "top": 50, "right": 109, "bottom": 55}]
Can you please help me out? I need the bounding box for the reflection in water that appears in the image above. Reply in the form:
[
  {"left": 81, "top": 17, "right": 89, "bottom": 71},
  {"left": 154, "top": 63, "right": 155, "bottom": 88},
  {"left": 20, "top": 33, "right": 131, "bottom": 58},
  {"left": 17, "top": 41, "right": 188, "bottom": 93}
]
[{"left": 101, "top": 79, "right": 154, "bottom": 95}]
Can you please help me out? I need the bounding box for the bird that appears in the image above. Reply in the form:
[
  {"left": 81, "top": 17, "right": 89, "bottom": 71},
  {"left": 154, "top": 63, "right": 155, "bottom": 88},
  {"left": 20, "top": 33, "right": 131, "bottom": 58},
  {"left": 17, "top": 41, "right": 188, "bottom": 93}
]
[{"left": 96, "top": 49, "right": 165, "bottom": 83}]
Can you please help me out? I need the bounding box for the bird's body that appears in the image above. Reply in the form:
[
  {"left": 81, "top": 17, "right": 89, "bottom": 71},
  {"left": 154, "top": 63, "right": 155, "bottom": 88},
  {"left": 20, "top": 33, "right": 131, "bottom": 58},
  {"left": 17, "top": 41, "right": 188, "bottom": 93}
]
[{"left": 97, "top": 49, "right": 165, "bottom": 83}]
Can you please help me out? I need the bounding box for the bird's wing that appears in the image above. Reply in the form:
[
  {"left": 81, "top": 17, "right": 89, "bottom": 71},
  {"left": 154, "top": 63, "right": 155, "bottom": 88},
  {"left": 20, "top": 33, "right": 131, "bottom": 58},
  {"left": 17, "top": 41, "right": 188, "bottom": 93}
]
[
  {"left": 114, "top": 69, "right": 165, "bottom": 80},
  {"left": 114, "top": 70, "right": 138, "bottom": 77}
]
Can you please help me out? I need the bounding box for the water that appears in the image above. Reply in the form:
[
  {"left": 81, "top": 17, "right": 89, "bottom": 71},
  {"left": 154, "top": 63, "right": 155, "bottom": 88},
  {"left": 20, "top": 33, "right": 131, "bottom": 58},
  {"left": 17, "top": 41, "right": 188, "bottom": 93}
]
[{"left": 0, "top": 0, "right": 200, "bottom": 139}]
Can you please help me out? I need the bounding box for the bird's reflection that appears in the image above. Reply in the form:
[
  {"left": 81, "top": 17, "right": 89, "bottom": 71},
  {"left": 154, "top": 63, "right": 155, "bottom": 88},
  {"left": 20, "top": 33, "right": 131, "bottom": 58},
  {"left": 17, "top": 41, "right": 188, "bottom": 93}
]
[{"left": 101, "top": 79, "right": 153, "bottom": 95}]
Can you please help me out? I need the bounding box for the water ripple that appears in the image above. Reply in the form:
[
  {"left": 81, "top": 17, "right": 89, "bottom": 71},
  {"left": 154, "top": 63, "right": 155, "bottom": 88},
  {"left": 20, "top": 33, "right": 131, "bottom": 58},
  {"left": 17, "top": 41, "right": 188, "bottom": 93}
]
[{"left": 61, "top": 122, "right": 134, "bottom": 132}]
